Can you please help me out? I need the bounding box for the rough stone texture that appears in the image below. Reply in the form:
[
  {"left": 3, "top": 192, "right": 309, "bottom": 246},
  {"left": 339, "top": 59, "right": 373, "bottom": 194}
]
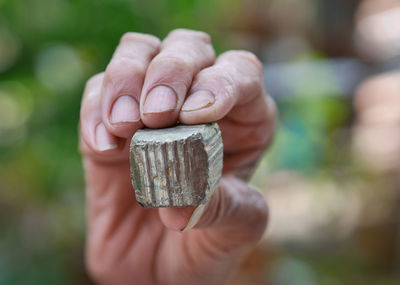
[{"left": 130, "top": 123, "right": 223, "bottom": 208}]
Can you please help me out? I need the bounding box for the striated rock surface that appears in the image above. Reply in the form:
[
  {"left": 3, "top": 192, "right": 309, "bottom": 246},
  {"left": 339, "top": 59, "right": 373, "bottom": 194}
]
[{"left": 130, "top": 123, "right": 223, "bottom": 208}]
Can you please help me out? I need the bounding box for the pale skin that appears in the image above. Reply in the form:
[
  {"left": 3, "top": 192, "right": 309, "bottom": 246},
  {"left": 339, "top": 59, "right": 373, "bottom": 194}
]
[{"left": 79, "top": 29, "right": 276, "bottom": 285}]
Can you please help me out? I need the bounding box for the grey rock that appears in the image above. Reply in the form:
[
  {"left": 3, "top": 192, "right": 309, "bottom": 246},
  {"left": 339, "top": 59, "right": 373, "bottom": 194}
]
[{"left": 130, "top": 123, "right": 223, "bottom": 208}]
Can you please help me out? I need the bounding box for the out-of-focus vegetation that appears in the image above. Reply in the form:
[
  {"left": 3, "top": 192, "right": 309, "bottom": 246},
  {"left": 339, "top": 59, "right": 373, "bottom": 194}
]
[{"left": 1, "top": 0, "right": 400, "bottom": 284}]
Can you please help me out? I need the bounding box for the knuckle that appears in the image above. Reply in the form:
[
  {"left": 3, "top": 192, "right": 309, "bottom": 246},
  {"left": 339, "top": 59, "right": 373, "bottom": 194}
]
[
  {"left": 195, "top": 67, "right": 236, "bottom": 102},
  {"left": 105, "top": 58, "right": 146, "bottom": 86},
  {"left": 220, "top": 78, "right": 236, "bottom": 101},
  {"left": 120, "top": 32, "right": 161, "bottom": 47},
  {"left": 215, "top": 69, "right": 236, "bottom": 97},
  {"left": 82, "top": 73, "right": 103, "bottom": 106},
  {"left": 224, "top": 50, "right": 258, "bottom": 62},
  {"left": 223, "top": 50, "right": 263, "bottom": 75},
  {"left": 168, "top": 28, "right": 211, "bottom": 44},
  {"left": 152, "top": 54, "right": 191, "bottom": 71},
  {"left": 85, "top": 72, "right": 104, "bottom": 90}
]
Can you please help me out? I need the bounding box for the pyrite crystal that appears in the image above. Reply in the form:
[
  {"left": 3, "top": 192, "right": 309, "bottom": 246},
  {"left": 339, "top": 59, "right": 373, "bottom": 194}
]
[{"left": 130, "top": 123, "right": 223, "bottom": 208}]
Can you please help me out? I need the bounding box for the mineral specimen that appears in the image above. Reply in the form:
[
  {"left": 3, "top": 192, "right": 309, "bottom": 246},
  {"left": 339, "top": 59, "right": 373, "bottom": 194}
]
[{"left": 130, "top": 123, "right": 223, "bottom": 208}]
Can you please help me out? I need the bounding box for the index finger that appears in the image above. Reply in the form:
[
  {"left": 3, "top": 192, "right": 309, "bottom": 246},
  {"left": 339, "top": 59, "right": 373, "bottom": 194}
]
[{"left": 101, "top": 32, "right": 161, "bottom": 138}]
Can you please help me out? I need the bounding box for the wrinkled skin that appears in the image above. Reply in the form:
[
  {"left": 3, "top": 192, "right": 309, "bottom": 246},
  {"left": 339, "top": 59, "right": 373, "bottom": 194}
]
[{"left": 79, "top": 29, "right": 276, "bottom": 285}]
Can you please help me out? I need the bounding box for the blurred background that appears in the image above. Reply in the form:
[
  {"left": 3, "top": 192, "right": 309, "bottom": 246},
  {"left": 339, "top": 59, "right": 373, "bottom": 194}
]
[{"left": 0, "top": 0, "right": 400, "bottom": 284}]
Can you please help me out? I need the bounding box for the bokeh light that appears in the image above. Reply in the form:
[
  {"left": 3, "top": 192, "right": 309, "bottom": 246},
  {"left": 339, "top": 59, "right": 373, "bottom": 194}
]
[
  {"left": 355, "top": 0, "right": 400, "bottom": 61},
  {"left": 0, "top": 82, "right": 33, "bottom": 146},
  {"left": 35, "top": 45, "right": 84, "bottom": 93}
]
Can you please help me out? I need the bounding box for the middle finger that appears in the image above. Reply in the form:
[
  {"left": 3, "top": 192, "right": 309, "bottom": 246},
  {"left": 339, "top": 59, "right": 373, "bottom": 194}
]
[{"left": 140, "top": 29, "right": 216, "bottom": 128}]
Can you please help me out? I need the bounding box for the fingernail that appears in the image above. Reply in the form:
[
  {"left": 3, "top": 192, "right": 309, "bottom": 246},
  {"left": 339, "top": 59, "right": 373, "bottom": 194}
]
[
  {"left": 143, "top": 86, "right": 177, "bottom": 114},
  {"left": 95, "top": 123, "right": 118, "bottom": 151},
  {"left": 181, "top": 204, "right": 206, "bottom": 233},
  {"left": 110, "top": 96, "right": 140, "bottom": 124},
  {"left": 181, "top": 90, "right": 215, "bottom": 112}
]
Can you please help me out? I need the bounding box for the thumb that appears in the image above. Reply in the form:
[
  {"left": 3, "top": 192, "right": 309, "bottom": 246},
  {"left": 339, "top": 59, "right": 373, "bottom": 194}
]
[{"left": 159, "top": 175, "right": 268, "bottom": 245}]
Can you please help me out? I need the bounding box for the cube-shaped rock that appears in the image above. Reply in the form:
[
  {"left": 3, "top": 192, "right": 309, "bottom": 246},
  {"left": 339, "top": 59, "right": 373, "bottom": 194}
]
[{"left": 130, "top": 123, "right": 223, "bottom": 208}]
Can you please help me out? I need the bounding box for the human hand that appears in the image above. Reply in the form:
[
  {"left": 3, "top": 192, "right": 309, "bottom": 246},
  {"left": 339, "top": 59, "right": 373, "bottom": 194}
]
[{"left": 79, "top": 29, "right": 276, "bottom": 285}]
